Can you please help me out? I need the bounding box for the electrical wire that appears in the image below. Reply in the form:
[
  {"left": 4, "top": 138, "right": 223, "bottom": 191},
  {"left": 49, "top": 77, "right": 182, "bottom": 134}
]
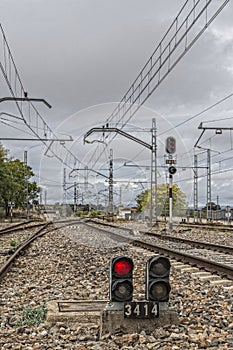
[{"left": 158, "top": 92, "right": 233, "bottom": 137}]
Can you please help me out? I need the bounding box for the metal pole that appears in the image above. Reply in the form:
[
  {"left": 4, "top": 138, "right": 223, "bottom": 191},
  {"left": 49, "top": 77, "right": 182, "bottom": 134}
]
[
  {"left": 119, "top": 186, "right": 122, "bottom": 206},
  {"left": 216, "top": 195, "right": 219, "bottom": 221},
  {"left": 109, "top": 149, "right": 114, "bottom": 218},
  {"left": 44, "top": 189, "right": 47, "bottom": 207},
  {"left": 150, "top": 118, "right": 157, "bottom": 226},
  {"left": 63, "top": 168, "right": 66, "bottom": 216},
  {"left": 194, "top": 154, "right": 198, "bottom": 223},
  {"left": 83, "top": 166, "right": 88, "bottom": 212},
  {"left": 169, "top": 174, "right": 173, "bottom": 231},
  {"left": 207, "top": 149, "right": 211, "bottom": 221},
  {"left": 24, "top": 150, "right": 29, "bottom": 220},
  {"left": 40, "top": 190, "right": 43, "bottom": 206},
  {"left": 74, "top": 182, "right": 77, "bottom": 214}
]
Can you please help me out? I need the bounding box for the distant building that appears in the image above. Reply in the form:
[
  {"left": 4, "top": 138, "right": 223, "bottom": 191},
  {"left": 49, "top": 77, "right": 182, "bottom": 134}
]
[
  {"left": 118, "top": 207, "right": 136, "bottom": 220},
  {"left": 43, "top": 209, "right": 59, "bottom": 220}
]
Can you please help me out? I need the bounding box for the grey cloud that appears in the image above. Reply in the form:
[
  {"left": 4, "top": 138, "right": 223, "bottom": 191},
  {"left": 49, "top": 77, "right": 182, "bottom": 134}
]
[{"left": 0, "top": 0, "right": 232, "bottom": 205}]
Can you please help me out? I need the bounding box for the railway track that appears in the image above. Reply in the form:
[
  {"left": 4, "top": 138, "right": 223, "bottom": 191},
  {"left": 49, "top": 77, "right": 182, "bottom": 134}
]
[
  {"left": 0, "top": 222, "right": 52, "bottom": 282},
  {"left": 84, "top": 219, "right": 233, "bottom": 281},
  {"left": 0, "top": 220, "right": 45, "bottom": 236},
  {"left": 132, "top": 239, "right": 233, "bottom": 280},
  {"left": 177, "top": 221, "right": 233, "bottom": 232},
  {"left": 0, "top": 218, "right": 232, "bottom": 348},
  {"left": 0, "top": 219, "right": 85, "bottom": 282},
  {"left": 143, "top": 230, "right": 233, "bottom": 254},
  {"left": 0, "top": 220, "right": 232, "bottom": 349},
  {"left": 1, "top": 218, "right": 232, "bottom": 283},
  {"left": 88, "top": 218, "right": 233, "bottom": 254}
]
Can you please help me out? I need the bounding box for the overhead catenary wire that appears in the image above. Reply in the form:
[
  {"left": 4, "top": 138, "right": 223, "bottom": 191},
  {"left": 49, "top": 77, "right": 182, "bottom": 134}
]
[
  {"left": 0, "top": 24, "right": 82, "bottom": 170},
  {"left": 110, "top": 91, "right": 233, "bottom": 171},
  {"left": 104, "top": 93, "right": 233, "bottom": 197},
  {"left": 85, "top": 0, "right": 231, "bottom": 170},
  {"left": 158, "top": 92, "right": 233, "bottom": 136}
]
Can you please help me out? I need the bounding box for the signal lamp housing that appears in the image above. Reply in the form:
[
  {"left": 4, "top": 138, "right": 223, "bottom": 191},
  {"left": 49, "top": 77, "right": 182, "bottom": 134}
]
[
  {"left": 145, "top": 256, "right": 171, "bottom": 302},
  {"left": 110, "top": 256, "right": 134, "bottom": 302},
  {"left": 168, "top": 166, "right": 177, "bottom": 175},
  {"left": 166, "top": 136, "right": 176, "bottom": 154}
]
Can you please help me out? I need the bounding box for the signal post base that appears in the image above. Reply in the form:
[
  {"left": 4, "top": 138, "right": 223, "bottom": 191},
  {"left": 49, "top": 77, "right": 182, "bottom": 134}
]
[
  {"left": 100, "top": 308, "right": 179, "bottom": 338},
  {"left": 45, "top": 300, "right": 179, "bottom": 339},
  {"left": 46, "top": 300, "right": 107, "bottom": 328}
]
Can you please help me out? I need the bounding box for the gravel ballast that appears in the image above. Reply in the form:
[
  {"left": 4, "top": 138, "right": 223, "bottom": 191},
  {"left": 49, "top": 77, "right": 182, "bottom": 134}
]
[{"left": 0, "top": 223, "right": 232, "bottom": 349}]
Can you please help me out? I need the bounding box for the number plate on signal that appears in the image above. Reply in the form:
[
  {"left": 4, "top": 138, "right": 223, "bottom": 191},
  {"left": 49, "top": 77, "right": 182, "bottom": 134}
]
[{"left": 124, "top": 301, "right": 159, "bottom": 318}]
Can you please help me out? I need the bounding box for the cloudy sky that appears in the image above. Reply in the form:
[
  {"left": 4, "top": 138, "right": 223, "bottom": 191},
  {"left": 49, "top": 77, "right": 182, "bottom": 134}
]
[{"left": 0, "top": 0, "right": 233, "bottom": 209}]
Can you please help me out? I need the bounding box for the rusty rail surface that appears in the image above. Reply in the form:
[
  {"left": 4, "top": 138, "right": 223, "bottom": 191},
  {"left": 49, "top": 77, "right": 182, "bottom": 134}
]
[
  {"left": 0, "top": 221, "right": 45, "bottom": 236},
  {"left": 142, "top": 231, "right": 233, "bottom": 255},
  {"left": 1, "top": 218, "right": 232, "bottom": 283},
  {"left": 0, "top": 222, "right": 52, "bottom": 282},
  {"left": 86, "top": 220, "right": 233, "bottom": 281},
  {"left": 132, "top": 240, "right": 233, "bottom": 281},
  {"left": 0, "top": 219, "right": 88, "bottom": 282},
  {"left": 88, "top": 218, "right": 233, "bottom": 254}
]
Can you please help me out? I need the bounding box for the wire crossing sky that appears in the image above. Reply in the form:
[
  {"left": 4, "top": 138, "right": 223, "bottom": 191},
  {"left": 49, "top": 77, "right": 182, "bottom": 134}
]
[{"left": 84, "top": 0, "right": 231, "bottom": 169}]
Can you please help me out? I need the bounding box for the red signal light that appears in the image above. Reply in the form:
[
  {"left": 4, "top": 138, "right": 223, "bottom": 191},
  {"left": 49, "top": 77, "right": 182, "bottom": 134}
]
[
  {"left": 114, "top": 260, "right": 132, "bottom": 276},
  {"left": 110, "top": 256, "right": 134, "bottom": 302},
  {"left": 166, "top": 136, "right": 176, "bottom": 154}
]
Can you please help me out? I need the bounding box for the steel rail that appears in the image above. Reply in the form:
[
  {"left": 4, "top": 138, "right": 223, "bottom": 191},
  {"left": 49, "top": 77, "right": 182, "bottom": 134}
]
[
  {"left": 85, "top": 219, "right": 233, "bottom": 280},
  {"left": 0, "top": 221, "right": 31, "bottom": 234},
  {"left": 0, "top": 219, "right": 91, "bottom": 282},
  {"left": 142, "top": 230, "right": 233, "bottom": 254},
  {"left": 132, "top": 239, "right": 233, "bottom": 280},
  {"left": 87, "top": 218, "right": 233, "bottom": 254},
  {"left": 0, "top": 221, "right": 46, "bottom": 236},
  {"left": 178, "top": 222, "right": 233, "bottom": 232},
  {"left": 79, "top": 221, "right": 133, "bottom": 244},
  {"left": 0, "top": 222, "right": 52, "bottom": 282}
]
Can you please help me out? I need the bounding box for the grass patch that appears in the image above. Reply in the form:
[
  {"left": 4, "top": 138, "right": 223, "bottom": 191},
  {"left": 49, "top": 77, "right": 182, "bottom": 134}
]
[
  {"left": 9, "top": 239, "right": 19, "bottom": 247},
  {"left": 15, "top": 305, "right": 47, "bottom": 326}
]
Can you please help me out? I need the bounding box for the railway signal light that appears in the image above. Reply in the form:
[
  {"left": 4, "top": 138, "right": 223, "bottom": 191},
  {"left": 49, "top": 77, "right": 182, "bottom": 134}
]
[
  {"left": 110, "top": 256, "right": 134, "bottom": 302},
  {"left": 145, "top": 256, "right": 171, "bottom": 302},
  {"left": 168, "top": 165, "right": 177, "bottom": 175},
  {"left": 166, "top": 136, "right": 176, "bottom": 154}
]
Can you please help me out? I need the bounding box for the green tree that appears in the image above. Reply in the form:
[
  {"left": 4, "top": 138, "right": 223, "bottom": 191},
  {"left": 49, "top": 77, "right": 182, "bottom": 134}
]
[
  {"left": 135, "top": 189, "right": 150, "bottom": 212},
  {"left": 0, "top": 145, "right": 40, "bottom": 216},
  {"left": 136, "top": 184, "right": 188, "bottom": 217},
  {"left": 0, "top": 144, "right": 8, "bottom": 162}
]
